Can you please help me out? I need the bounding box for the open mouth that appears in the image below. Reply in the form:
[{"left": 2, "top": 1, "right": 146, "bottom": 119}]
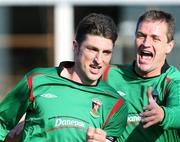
[
  {"left": 139, "top": 50, "right": 153, "bottom": 59},
  {"left": 90, "top": 64, "right": 101, "bottom": 69},
  {"left": 89, "top": 64, "right": 102, "bottom": 75}
]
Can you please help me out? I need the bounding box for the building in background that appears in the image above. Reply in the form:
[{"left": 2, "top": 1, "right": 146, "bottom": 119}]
[{"left": 0, "top": 0, "right": 180, "bottom": 99}]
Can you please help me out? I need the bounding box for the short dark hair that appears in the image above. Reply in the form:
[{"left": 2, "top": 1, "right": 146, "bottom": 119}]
[
  {"left": 75, "top": 13, "right": 118, "bottom": 46},
  {"left": 136, "top": 10, "right": 176, "bottom": 42}
]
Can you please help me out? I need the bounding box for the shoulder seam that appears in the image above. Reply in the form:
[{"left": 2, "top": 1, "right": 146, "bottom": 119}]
[
  {"left": 102, "top": 65, "right": 117, "bottom": 82},
  {"left": 103, "top": 98, "right": 124, "bottom": 128},
  {"left": 164, "top": 77, "right": 171, "bottom": 96},
  {"left": 27, "top": 73, "right": 43, "bottom": 103}
]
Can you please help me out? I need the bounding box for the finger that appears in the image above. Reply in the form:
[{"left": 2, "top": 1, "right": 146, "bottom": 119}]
[
  {"left": 93, "top": 134, "right": 106, "bottom": 142},
  {"left": 87, "top": 140, "right": 98, "bottom": 142},
  {"left": 147, "top": 86, "right": 155, "bottom": 104},
  {"left": 143, "top": 120, "right": 157, "bottom": 128},
  {"left": 141, "top": 115, "right": 156, "bottom": 123},
  {"left": 86, "top": 127, "right": 95, "bottom": 140},
  {"left": 143, "top": 104, "right": 155, "bottom": 112},
  {"left": 140, "top": 110, "right": 154, "bottom": 118},
  {"left": 95, "top": 128, "right": 106, "bottom": 137},
  {"left": 92, "top": 128, "right": 106, "bottom": 141}
]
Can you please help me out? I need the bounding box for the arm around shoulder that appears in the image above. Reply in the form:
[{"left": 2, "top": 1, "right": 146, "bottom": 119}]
[{"left": 160, "top": 79, "right": 180, "bottom": 129}]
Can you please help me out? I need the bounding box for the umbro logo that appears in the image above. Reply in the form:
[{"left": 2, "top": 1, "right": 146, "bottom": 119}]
[
  {"left": 117, "top": 90, "right": 126, "bottom": 96},
  {"left": 40, "top": 93, "right": 58, "bottom": 98}
]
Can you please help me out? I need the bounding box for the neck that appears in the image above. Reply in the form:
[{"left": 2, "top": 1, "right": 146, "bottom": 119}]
[
  {"left": 135, "top": 66, "right": 161, "bottom": 77},
  {"left": 133, "top": 60, "right": 170, "bottom": 78},
  {"left": 61, "top": 65, "right": 97, "bottom": 85}
]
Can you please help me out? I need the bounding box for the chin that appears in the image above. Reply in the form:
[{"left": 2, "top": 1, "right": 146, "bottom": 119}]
[
  {"left": 89, "top": 75, "right": 101, "bottom": 81},
  {"left": 138, "top": 66, "right": 148, "bottom": 72}
]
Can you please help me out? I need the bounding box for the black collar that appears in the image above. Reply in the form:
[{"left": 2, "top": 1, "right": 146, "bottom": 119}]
[
  {"left": 57, "top": 61, "right": 75, "bottom": 76},
  {"left": 57, "top": 61, "right": 99, "bottom": 86}
]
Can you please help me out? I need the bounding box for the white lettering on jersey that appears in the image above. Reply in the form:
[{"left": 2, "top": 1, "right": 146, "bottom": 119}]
[
  {"left": 128, "top": 115, "right": 141, "bottom": 122},
  {"left": 41, "top": 93, "right": 58, "bottom": 98},
  {"left": 55, "top": 118, "right": 85, "bottom": 128}
]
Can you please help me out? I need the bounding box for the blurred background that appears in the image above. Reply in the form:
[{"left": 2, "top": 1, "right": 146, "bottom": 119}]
[{"left": 0, "top": 0, "right": 180, "bottom": 99}]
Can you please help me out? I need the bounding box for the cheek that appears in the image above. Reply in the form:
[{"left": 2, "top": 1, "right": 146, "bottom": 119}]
[
  {"left": 103, "top": 56, "right": 111, "bottom": 65},
  {"left": 135, "top": 39, "right": 141, "bottom": 48},
  {"left": 154, "top": 45, "right": 167, "bottom": 60},
  {"left": 80, "top": 51, "right": 92, "bottom": 60},
  {"left": 80, "top": 53, "right": 94, "bottom": 66},
  {"left": 156, "top": 44, "right": 166, "bottom": 53}
]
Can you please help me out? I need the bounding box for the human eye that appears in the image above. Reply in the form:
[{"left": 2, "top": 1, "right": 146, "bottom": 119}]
[
  {"left": 103, "top": 50, "right": 112, "bottom": 55},
  {"left": 136, "top": 32, "right": 145, "bottom": 39},
  {"left": 152, "top": 36, "right": 161, "bottom": 42},
  {"left": 87, "top": 46, "right": 98, "bottom": 53}
]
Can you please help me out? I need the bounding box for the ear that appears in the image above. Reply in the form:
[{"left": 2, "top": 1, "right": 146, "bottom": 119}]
[
  {"left": 166, "top": 40, "right": 175, "bottom": 54},
  {"left": 73, "top": 40, "right": 80, "bottom": 54}
]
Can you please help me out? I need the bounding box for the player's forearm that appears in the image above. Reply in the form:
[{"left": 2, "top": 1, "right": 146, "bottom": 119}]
[
  {"left": 0, "top": 77, "right": 29, "bottom": 137},
  {"left": 160, "top": 106, "right": 180, "bottom": 129},
  {"left": 160, "top": 80, "right": 180, "bottom": 129}
]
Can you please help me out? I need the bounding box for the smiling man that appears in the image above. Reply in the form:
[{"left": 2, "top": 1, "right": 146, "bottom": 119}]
[
  {"left": 0, "top": 13, "right": 128, "bottom": 142},
  {"left": 134, "top": 12, "right": 174, "bottom": 78},
  {"left": 101, "top": 10, "right": 180, "bottom": 142}
]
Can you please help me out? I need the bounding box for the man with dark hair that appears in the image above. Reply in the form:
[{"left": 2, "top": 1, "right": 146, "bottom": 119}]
[
  {"left": 101, "top": 10, "right": 180, "bottom": 141},
  {"left": 0, "top": 13, "right": 128, "bottom": 142}
]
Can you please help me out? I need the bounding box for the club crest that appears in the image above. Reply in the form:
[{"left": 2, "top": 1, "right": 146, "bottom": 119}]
[{"left": 90, "top": 98, "right": 102, "bottom": 118}]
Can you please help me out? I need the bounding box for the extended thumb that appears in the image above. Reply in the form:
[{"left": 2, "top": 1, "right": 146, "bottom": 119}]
[{"left": 147, "top": 86, "right": 155, "bottom": 104}]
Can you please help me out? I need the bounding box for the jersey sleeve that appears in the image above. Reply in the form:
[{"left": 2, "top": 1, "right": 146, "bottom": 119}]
[
  {"left": 103, "top": 98, "right": 128, "bottom": 138},
  {"left": 0, "top": 75, "right": 30, "bottom": 141},
  {"left": 101, "top": 65, "right": 128, "bottom": 138},
  {"left": 160, "top": 79, "right": 180, "bottom": 129}
]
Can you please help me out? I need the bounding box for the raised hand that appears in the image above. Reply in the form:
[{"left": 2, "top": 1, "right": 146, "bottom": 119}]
[{"left": 139, "top": 86, "right": 164, "bottom": 128}]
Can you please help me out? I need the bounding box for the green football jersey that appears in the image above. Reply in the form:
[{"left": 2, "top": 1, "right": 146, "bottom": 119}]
[
  {"left": 0, "top": 62, "right": 128, "bottom": 142},
  {"left": 101, "top": 62, "right": 180, "bottom": 142}
]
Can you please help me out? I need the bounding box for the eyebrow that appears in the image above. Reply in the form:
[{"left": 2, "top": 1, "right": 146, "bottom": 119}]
[{"left": 136, "top": 31, "right": 160, "bottom": 38}]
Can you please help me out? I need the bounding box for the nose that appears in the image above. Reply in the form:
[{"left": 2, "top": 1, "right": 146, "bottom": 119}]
[
  {"left": 94, "top": 52, "right": 102, "bottom": 64},
  {"left": 143, "top": 36, "right": 151, "bottom": 47}
]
